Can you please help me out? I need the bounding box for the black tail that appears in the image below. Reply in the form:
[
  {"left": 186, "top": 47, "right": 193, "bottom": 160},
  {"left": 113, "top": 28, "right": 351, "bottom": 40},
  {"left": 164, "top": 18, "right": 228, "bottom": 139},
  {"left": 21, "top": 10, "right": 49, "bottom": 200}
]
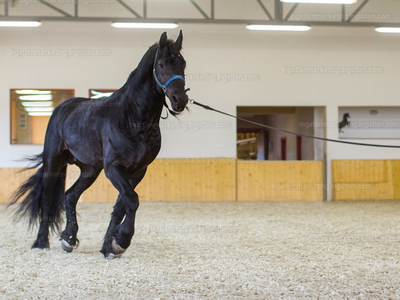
[{"left": 9, "top": 153, "right": 66, "bottom": 233}]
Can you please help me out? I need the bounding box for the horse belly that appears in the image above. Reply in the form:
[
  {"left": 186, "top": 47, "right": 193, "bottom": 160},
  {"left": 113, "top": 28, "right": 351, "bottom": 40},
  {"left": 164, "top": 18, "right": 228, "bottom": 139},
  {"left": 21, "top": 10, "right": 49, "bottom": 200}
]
[{"left": 63, "top": 137, "right": 104, "bottom": 167}]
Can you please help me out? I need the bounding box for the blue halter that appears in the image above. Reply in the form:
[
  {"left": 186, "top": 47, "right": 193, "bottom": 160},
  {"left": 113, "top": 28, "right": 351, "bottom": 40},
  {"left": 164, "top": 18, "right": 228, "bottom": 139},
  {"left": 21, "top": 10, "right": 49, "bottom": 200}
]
[{"left": 153, "top": 48, "right": 185, "bottom": 96}]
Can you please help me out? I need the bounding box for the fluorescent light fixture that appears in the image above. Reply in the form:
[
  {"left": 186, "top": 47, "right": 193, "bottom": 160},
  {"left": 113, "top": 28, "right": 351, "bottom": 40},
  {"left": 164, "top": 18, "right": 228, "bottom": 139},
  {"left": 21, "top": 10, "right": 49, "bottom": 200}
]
[
  {"left": 91, "top": 91, "right": 114, "bottom": 99},
  {"left": 112, "top": 22, "right": 178, "bottom": 29},
  {"left": 0, "top": 21, "right": 41, "bottom": 27},
  {"left": 280, "top": 0, "right": 356, "bottom": 3},
  {"left": 19, "top": 95, "right": 52, "bottom": 101},
  {"left": 21, "top": 101, "right": 53, "bottom": 107},
  {"left": 375, "top": 27, "right": 400, "bottom": 33},
  {"left": 27, "top": 112, "right": 53, "bottom": 116},
  {"left": 246, "top": 25, "right": 311, "bottom": 31},
  {"left": 24, "top": 107, "right": 54, "bottom": 112},
  {"left": 15, "top": 90, "right": 51, "bottom": 95}
]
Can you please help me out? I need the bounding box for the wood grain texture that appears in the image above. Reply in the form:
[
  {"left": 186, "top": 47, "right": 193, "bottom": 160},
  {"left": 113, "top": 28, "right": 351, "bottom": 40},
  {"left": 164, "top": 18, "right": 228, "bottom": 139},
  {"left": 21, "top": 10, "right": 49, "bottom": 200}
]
[
  {"left": 68, "top": 159, "right": 237, "bottom": 202},
  {"left": 391, "top": 160, "right": 400, "bottom": 200},
  {"left": 134, "top": 158, "right": 237, "bottom": 201},
  {"left": 0, "top": 168, "right": 32, "bottom": 203},
  {"left": 332, "top": 160, "right": 397, "bottom": 200},
  {"left": 237, "top": 161, "right": 323, "bottom": 201},
  {"left": 332, "top": 160, "right": 387, "bottom": 183},
  {"left": 5, "top": 159, "right": 399, "bottom": 203}
]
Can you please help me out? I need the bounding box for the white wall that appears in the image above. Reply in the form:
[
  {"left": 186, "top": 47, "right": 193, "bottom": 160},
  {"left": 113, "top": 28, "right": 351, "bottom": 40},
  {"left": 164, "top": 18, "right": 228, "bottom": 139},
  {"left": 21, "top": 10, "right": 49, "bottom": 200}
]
[{"left": 1, "top": 22, "right": 400, "bottom": 186}]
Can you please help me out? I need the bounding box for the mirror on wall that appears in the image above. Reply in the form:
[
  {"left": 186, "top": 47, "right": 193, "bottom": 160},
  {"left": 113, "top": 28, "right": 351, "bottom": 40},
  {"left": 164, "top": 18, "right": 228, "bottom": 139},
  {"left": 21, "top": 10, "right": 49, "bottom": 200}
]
[
  {"left": 10, "top": 89, "right": 74, "bottom": 145},
  {"left": 89, "top": 89, "right": 116, "bottom": 99}
]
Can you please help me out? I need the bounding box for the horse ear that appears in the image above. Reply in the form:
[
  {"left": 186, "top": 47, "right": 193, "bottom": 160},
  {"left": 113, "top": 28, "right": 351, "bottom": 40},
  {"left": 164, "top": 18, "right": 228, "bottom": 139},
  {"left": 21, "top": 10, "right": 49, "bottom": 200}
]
[
  {"left": 159, "top": 32, "right": 168, "bottom": 48},
  {"left": 175, "top": 30, "right": 183, "bottom": 51}
]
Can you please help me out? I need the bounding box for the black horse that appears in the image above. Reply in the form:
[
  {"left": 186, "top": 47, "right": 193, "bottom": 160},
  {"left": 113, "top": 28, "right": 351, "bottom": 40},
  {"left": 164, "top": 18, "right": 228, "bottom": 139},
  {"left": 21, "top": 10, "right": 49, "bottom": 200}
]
[
  {"left": 339, "top": 113, "right": 350, "bottom": 133},
  {"left": 10, "top": 31, "right": 188, "bottom": 259}
]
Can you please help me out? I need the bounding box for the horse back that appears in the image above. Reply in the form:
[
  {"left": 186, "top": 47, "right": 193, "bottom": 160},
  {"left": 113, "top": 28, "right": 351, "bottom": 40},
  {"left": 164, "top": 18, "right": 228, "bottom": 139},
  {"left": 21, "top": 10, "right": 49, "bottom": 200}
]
[{"left": 46, "top": 97, "right": 117, "bottom": 166}]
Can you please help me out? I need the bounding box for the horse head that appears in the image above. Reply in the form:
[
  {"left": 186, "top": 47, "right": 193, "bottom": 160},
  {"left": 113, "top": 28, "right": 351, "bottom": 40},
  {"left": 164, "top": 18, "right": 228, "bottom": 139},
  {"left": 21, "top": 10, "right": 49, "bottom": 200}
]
[{"left": 153, "top": 30, "right": 188, "bottom": 113}]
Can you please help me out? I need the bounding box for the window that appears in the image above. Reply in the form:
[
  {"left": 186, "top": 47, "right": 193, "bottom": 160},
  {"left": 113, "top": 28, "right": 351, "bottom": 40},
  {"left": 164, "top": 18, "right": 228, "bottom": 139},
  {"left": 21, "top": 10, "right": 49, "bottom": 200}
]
[
  {"left": 339, "top": 107, "right": 400, "bottom": 139},
  {"left": 10, "top": 89, "right": 74, "bottom": 144}
]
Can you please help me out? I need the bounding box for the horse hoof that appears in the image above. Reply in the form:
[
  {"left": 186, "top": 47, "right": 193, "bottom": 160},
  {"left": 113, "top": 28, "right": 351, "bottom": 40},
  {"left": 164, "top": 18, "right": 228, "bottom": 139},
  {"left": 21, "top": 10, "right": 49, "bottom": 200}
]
[
  {"left": 61, "top": 239, "right": 74, "bottom": 253},
  {"left": 106, "top": 253, "right": 121, "bottom": 260},
  {"left": 32, "top": 239, "right": 49, "bottom": 249},
  {"left": 111, "top": 238, "right": 126, "bottom": 255}
]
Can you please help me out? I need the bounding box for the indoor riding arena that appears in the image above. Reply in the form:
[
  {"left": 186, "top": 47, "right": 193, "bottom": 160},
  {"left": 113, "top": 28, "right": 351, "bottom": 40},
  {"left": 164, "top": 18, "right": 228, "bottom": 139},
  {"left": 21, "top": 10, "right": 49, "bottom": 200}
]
[{"left": 1, "top": 1, "right": 400, "bottom": 299}]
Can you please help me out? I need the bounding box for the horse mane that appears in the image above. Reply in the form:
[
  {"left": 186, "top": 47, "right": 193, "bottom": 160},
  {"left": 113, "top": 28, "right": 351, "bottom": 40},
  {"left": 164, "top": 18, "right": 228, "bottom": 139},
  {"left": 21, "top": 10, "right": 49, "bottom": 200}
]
[
  {"left": 108, "top": 44, "right": 159, "bottom": 101},
  {"left": 110, "top": 37, "right": 179, "bottom": 101},
  {"left": 104, "top": 38, "right": 180, "bottom": 130}
]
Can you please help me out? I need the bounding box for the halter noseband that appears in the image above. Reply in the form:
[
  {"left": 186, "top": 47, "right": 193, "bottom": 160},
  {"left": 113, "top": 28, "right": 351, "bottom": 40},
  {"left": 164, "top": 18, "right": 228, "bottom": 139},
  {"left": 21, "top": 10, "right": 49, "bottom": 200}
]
[{"left": 153, "top": 48, "right": 186, "bottom": 96}]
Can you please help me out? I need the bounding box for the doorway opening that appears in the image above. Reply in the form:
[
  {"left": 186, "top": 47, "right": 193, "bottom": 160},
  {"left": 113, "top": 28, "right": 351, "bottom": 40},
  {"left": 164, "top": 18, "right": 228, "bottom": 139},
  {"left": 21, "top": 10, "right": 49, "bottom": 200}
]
[{"left": 237, "top": 106, "right": 325, "bottom": 161}]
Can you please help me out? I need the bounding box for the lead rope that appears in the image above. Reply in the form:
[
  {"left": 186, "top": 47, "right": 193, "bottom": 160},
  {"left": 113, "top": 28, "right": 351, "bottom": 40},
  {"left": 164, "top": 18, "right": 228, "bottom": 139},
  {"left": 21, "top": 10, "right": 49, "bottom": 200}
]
[{"left": 189, "top": 99, "right": 400, "bottom": 149}]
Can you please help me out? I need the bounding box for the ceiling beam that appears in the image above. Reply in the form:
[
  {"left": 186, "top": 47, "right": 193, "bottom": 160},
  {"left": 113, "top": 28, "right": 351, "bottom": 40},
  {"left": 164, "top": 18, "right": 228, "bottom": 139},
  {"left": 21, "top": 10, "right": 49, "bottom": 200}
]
[
  {"left": 118, "top": 0, "right": 142, "bottom": 19},
  {"left": 189, "top": 0, "right": 210, "bottom": 19},
  {"left": 256, "top": 0, "right": 274, "bottom": 21},
  {"left": 4, "top": 0, "right": 8, "bottom": 16},
  {"left": 274, "top": 0, "right": 283, "bottom": 21},
  {"left": 346, "top": 0, "right": 369, "bottom": 22},
  {"left": 341, "top": 4, "right": 345, "bottom": 22},
  {"left": 0, "top": 15, "right": 399, "bottom": 28},
  {"left": 37, "top": 0, "right": 72, "bottom": 17},
  {"left": 284, "top": 3, "right": 299, "bottom": 21}
]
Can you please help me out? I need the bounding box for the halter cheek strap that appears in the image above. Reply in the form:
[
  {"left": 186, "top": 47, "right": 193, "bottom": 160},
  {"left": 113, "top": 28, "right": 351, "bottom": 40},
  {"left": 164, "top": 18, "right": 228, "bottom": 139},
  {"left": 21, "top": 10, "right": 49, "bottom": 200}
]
[{"left": 153, "top": 49, "right": 186, "bottom": 96}]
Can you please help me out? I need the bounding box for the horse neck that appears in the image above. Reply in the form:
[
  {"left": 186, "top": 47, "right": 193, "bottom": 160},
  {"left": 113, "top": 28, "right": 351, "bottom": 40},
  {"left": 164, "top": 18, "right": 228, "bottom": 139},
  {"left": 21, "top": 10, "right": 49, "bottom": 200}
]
[{"left": 120, "top": 47, "right": 165, "bottom": 124}]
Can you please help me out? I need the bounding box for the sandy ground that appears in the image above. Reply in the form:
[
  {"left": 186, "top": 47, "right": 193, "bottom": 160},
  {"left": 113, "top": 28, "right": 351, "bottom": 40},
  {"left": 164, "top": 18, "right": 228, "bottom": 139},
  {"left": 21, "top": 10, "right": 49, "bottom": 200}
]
[{"left": 1, "top": 200, "right": 400, "bottom": 299}]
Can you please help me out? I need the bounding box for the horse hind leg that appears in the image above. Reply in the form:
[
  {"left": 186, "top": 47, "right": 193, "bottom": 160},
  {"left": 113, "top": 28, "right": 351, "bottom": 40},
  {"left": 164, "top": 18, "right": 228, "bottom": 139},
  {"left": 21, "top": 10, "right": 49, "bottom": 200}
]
[{"left": 60, "top": 165, "right": 101, "bottom": 253}]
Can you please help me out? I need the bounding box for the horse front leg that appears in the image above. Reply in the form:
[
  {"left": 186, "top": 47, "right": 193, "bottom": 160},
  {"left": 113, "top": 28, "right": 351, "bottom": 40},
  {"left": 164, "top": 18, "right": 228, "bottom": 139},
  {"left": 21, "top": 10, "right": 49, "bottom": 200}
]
[
  {"left": 100, "top": 194, "right": 126, "bottom": 258},
  {"left": 101, "top": 164, "right": 146, "bottom": 259}
]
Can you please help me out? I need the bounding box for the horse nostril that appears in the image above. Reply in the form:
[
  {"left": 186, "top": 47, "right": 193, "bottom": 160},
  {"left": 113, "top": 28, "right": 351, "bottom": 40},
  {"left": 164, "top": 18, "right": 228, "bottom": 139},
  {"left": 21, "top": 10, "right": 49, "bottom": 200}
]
[{"left": 172, "top": 96, "right": 178, "bottom": 104}]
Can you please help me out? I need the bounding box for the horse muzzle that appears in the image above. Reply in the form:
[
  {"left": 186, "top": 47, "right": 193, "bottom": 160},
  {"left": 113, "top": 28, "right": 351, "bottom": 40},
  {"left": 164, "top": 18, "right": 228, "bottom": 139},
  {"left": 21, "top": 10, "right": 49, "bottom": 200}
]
[{"left": 169, "top": 93, "right": 189, "bottom": 112}]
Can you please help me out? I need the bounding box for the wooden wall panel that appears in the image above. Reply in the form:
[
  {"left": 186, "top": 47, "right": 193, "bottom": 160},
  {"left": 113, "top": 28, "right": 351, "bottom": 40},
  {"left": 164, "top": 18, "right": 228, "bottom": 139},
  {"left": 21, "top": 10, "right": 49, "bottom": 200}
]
[
  {"left": 0, "top": 168, "right": 32, "bottom": 204},
  {"left": 237, "top": 161, "right": 323, "bottom": 201},
  {"left": 6, "top": 159, "right": 400, "bottom": 203},
  {"left": 332, "top": 160, "right": 397, "bottom": 200},
  {"left": 391, "top": 160, "right": 400, "bottom": 200},
  {"left": 78, "top": 159, "right": 237, "bottom": 202},
  {"left": 332, "top": 160, "right": 387, "bottom": 183},
  {"left": 134, "top": 159, "right": 237, "bottom": 201},
  {"left": 0, "top": 160, "right": 323, "bottom": 203},
  {"left": 0, "top": 159, "right": 237, "bottom": 203},
  {"left": 79, "top": 171, "right": 118, "bottom": 203}
]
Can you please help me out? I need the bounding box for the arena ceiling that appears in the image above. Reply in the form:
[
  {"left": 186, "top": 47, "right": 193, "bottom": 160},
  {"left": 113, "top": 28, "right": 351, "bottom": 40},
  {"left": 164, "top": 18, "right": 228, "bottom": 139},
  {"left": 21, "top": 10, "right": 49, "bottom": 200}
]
[{"left": 0, "top": 0, "right": 399, "bottom": 28}]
